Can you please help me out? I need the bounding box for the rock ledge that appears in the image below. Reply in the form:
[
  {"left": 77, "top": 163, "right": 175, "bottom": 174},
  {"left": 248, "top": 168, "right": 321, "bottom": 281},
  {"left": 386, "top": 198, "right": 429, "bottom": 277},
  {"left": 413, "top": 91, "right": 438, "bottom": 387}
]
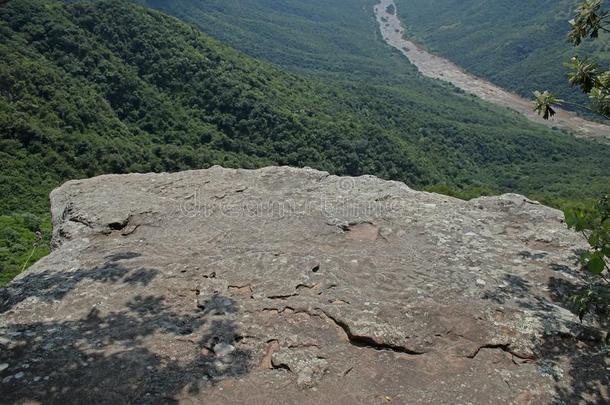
[{"left": 1, "top": 166, "right": 607, "bottom": 404}]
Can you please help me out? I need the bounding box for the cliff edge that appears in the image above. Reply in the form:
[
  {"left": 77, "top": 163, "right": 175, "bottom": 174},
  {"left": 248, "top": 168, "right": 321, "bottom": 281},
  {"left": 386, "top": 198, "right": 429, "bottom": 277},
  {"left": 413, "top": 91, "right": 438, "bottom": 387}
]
[{"left": 0, "top": 166, "right": 607, "bottom": 403}]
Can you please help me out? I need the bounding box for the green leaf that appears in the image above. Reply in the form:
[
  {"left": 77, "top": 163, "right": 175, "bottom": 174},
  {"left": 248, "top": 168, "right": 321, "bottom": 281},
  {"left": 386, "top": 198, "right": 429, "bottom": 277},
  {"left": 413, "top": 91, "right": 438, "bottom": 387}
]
[
  {"left": 588, "top": 231, "right": 600, "bottom": 247},
  {"left": 564, "top": 209, "right": 578, "bottom": 228},
  {"left": 585, "top": 253, "right": 606, "bottom": 274},
  {"left": 566, "top": 56, "right": 599, "bottom": 93},
  {"left": 532, "top": 90, "right": 563, "bottom": 119}
]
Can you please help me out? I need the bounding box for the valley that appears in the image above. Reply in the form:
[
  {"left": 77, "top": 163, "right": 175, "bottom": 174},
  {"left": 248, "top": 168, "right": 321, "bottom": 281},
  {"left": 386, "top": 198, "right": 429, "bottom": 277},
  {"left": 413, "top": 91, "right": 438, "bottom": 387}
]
[
  {"left": 2, "top": 0, "right": 610, "bottom": 286},
  {"left": 375, "top": 0, "right": 610, "bottom": 140},
  {"left": 1, "top": 1, "right": 608, "bottom": 401}
]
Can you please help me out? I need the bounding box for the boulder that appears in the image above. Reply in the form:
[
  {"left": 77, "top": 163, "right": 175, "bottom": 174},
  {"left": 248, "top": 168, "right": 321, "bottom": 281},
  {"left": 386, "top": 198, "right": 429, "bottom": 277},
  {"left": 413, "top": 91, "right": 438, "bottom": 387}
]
[{"left": 0, "top": 166, "right": 607, "bottom": 403}]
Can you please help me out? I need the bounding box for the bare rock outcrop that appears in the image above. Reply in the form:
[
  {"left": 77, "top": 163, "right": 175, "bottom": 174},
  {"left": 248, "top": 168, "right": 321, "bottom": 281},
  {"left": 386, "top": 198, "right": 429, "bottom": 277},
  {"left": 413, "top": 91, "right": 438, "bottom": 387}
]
[{"left": 0, "top": 166, "right": 607, "bottom": 403}]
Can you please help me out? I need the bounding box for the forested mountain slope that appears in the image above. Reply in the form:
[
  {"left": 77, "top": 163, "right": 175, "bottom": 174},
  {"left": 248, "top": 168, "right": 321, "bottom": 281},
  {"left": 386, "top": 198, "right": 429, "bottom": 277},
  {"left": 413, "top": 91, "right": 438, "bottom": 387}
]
[
  {"left": 396, "top": 0, "right": 610, "bottom": 114},
  {"left": 132, "top": 0, "right": 420, "bottom": 81},
  {"left": 1, "top": 0, "right": 428, "bottom": 282},
  {"left": 121, "top": 0, "right": 610, "bottom": 201},
  {"left": 132, "top": 0, "right": 380, "bottom": 79},
  {"left": 1, "top": 0, "right": 610, "bottom": 284}
]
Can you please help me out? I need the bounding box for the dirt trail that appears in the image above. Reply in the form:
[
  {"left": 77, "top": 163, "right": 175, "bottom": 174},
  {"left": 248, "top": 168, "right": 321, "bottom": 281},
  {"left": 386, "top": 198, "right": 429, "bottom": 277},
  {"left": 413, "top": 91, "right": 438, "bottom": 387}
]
[{"left": 374, "top": 0, "right": 610, "bottom": 140}]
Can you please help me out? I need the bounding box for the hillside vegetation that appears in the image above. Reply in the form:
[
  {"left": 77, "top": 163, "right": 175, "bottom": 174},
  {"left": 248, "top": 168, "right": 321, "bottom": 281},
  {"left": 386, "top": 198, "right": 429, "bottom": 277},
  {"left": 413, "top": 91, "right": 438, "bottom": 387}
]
[
  {"left": 124, "top": 1, "right": 610, "bottom": 201},
  {"left": 1, "top": 0, "right": 610, "bottom": 284},
  {"left": 396, "top": 0, "right": 610, "bottom": 115},
  {"left": 132, "top": 0, "right": 422, "bottom": 80}
]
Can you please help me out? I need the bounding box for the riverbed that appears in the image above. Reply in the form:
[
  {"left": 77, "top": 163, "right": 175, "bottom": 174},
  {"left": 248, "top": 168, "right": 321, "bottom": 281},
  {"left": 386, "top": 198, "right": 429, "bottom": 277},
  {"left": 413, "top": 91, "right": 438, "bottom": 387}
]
[{"left": 374, "top": 0, "right": 610, "bottom": 140}]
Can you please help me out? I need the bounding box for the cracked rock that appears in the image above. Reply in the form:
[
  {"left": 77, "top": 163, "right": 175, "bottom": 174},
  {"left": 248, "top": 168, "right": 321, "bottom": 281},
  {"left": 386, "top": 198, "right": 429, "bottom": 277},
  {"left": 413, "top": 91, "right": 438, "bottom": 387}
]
[
  {"left": 0, "top": 166, "right": 607, "bottom": 404},
  {"left": 272, "top": 348, "right": 328, "bottom": 388}
]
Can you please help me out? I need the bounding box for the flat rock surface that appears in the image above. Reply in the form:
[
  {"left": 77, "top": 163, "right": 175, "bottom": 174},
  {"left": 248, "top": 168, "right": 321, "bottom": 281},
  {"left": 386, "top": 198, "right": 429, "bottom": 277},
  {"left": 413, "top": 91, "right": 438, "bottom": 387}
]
[{"left": 0, "top": 166, "right": 608, "bottom": 404}]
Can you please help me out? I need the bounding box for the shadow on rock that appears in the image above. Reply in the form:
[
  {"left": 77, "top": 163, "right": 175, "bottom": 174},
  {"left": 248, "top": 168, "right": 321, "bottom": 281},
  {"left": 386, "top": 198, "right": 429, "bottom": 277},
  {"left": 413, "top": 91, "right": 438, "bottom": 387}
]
[
  {"left": 483, "top": 266, "right": 608, "bottom": 403},
  {"left": 0, "top": 253, "right": 250, "bottom": 404},
  {"left": 0, "top": 252, "right": 160, "bottom": 314}
]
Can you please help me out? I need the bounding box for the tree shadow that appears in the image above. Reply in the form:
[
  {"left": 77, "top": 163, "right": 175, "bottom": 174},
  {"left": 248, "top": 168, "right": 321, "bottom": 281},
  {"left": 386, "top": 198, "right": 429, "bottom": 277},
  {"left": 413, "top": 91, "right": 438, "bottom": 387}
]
[
  {"left": 517, "top": 250, "right": 548, "bottom": 260},
  {"left": 0, "top": 252, "right": 158, "bottom": 314},
  {"left": 482, "top": 274, "right": 531, "bottom": 304},
  {"left": 537, "top": 333, "right": 608, "bottom": 404},
  {"left": 0, "top": 253, "right": 251, "bottom": 403},
  {"left": 482, "top": 264, "right": 609, "bottom": 403}
]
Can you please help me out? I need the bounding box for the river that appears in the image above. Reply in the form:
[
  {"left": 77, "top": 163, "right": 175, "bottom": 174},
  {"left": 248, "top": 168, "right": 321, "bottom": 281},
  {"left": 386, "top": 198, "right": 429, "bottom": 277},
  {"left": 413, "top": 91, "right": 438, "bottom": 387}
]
[{"left": 374, "top": 0, "right": 610, "bottom": 140}]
